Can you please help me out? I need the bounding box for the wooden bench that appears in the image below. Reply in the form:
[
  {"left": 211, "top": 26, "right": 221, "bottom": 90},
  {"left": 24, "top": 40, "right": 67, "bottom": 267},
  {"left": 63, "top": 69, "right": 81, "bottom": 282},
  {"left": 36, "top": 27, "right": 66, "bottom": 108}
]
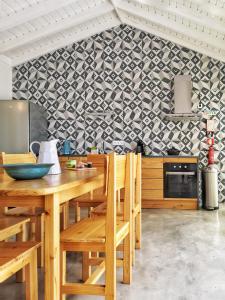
[{"left": 0, "top": 241, "right": 40, "bottom": 300}]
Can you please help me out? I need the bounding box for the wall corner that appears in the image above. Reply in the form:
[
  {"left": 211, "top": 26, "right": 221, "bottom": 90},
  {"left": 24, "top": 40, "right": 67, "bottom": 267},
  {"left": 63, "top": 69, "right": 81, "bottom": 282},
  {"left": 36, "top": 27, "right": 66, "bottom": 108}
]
[{"left": 0, "top": 55, "right": 12, "bottom": 100}]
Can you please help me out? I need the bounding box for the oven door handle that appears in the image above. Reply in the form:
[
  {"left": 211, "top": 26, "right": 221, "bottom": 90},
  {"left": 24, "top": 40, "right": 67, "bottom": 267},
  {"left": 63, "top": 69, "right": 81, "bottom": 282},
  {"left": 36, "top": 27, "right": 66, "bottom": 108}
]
[{"left": 166, "top": 171, "right": 196, "bottom": 175}]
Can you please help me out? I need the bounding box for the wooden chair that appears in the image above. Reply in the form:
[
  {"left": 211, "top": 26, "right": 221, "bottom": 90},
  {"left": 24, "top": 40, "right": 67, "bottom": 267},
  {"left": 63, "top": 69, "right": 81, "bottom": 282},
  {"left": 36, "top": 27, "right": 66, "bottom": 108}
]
[
  {"left": 69, "top": 154, "right": 108, "bottom": 222},
  {"left": 0, "top": 241, "right": 40, "bottom": 300},
  {"left": 0, "top": 152, "right": 68, "bottom": 269},
  {"left": 91, "top": 153, "right": 142, "bottom": 263},
  {"left": 0, "top": 216, "right": 30, "bottom": 282},
  {"left": 0, "top": 217, "right": 30, "bottom": 242},
  {"left": 60, "top": 152, "right": 133, "bottom": 300},
  {"left": 0, "top": 152, "right": 45, "bottom": 268}
]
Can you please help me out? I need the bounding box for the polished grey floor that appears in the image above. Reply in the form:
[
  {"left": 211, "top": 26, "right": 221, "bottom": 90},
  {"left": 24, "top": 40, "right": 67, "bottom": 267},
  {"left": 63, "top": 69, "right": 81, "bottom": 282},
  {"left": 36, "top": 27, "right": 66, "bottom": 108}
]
[{"left": 1, "top": 207, "right": 225, "bottom": 300}]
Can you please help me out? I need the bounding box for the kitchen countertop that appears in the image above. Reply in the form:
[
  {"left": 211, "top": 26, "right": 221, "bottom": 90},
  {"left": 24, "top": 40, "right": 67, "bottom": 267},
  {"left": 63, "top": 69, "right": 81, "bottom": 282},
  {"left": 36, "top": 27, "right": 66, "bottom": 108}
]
[
  {"left": 59, "top": 153, "right": 199, "bottom": 158},
  {"left": 58, "top": 154, "right": 87, "bottom": 157},
  {"left": 143, "top": 155, "right": 199, "bottom": 158}
]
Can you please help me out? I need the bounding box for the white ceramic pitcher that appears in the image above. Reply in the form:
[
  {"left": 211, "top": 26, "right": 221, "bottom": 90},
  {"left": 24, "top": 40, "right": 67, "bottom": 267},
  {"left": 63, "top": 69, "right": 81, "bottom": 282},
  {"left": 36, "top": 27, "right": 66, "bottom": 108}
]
[{"left": 30, "top": 139, "right": 61, "bottom": 175}]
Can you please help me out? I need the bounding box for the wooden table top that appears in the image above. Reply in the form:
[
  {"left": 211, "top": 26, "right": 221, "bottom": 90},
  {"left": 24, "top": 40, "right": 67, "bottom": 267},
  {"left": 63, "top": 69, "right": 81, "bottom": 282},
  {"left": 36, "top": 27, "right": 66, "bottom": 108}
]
[{"left": 0, "top": 170, "right": 104, "bottom": 196}]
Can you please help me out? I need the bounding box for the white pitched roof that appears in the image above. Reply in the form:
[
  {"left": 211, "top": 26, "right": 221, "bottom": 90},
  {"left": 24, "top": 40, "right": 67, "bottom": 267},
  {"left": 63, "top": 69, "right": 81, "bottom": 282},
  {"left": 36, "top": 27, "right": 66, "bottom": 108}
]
[{"left": 0, "top": 0, "right": 225, "bottom": 66}]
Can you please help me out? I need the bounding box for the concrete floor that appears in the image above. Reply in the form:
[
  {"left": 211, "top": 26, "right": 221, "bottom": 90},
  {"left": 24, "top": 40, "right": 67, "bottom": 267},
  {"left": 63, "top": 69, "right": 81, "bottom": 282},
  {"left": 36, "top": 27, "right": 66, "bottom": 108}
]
[{"left": 1, "top": 207, "right": 225, "bottom": 300}]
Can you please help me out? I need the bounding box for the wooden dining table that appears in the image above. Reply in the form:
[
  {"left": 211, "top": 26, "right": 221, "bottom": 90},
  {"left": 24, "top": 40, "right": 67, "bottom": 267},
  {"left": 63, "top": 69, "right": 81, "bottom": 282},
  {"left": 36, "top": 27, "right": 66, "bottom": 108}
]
[{"left": 0, "top": 169, "right": 104, "bottom": 300}]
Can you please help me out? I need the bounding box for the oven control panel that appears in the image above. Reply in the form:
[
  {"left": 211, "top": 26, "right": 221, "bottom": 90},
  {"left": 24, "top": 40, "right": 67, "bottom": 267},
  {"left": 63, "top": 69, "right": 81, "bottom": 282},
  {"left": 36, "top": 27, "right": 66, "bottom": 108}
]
[{"left": 165, "top": 163, "right": 197, "bottom": 172}]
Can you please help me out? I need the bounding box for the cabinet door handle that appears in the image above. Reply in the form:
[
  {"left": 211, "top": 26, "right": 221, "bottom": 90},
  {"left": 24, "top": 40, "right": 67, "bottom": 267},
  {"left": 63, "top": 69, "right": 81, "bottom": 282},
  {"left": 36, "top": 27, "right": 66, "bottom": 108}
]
[{"left": 166, "top": 172, "right": 195, "bottom": 175}]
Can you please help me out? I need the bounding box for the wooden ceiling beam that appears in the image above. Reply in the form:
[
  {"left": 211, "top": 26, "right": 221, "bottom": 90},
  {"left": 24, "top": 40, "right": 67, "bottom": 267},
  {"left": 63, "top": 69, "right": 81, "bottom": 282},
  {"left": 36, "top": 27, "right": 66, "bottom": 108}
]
[
  {"left": 118, "top": 9, "right": 225, "bottom": 62},
  {"left": 0, "top": 55, "right": 12, "bottom": 65},
  {"left": 186, "top": 0, "right": 225, "bottom": 19},
  {"left": 130, "top": 0, "right": 225, "bottom": 21},
  {"left": 116, "top": 0, "right": 225, "bottom": 52},
  {"left": 7, "top": 13, "right": 120, "bottom": 66},
  {"left": 126, "top": 0, "right": 225, "bottom": 35},
  {"left": 109, "top": 0, "right": 123, "bottom": 23},
  {"left": 0, "top": 0, "right": 80, "bottom": 32},
  {"left": 0, "top": 1, "right": 114, "bottom": 53}
]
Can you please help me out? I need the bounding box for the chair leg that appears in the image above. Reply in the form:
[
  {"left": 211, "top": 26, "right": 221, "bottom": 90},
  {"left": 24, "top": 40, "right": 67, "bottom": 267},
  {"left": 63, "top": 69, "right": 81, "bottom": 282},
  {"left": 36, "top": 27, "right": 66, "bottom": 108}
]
[
  {"left": 29, "top": 219, "right": 36, "bottom": 241},
  {"left": 16, "top": 223, "right": 27, "bottom": 282},
  {"left": 82, "top": 252, "right": 91, "bottom": 282},
  {"left": 135, "top": 212, "right": 141, "bottom": 249},
  {"left": 61, "top": 202, "right": 69, "bottom": 230},
  {"left": 35, "top": 215, "right": 44, "bottom": 268},
  {"left": 75, "top": 202, "right": 81, "bottom": 222},
  {"left": 132, "top": 214, "right": 135, "bottom": 266},
  {"left": 105, "top": 245, "right": 116, "bottom": 300},
  {"left": 60, "top": 248, "right": 66, "bottom": 300},
  {"left": 123, "top": 233, "right": 132, "bottom": 284},
  {"left": 25, "top": 250, "right": 38, "bottom": 300}
]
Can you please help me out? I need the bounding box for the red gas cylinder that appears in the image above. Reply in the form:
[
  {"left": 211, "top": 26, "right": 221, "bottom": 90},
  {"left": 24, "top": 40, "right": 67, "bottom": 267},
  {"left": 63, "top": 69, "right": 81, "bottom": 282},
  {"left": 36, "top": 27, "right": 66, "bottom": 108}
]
[{"left": 208, "top": 145, "right": 215, "bottom": 165}]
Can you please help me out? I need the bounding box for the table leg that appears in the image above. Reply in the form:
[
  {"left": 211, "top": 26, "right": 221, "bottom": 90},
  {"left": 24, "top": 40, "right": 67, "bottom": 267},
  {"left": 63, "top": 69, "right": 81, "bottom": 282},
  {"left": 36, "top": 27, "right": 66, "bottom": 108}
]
[{"left": 44, "top": 193, "right": 60, "bottom": 300}]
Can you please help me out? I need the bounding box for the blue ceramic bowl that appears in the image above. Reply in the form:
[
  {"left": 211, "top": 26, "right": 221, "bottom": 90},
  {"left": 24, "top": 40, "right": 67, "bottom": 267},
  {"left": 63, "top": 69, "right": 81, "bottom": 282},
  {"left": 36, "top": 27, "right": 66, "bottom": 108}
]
[{"left": 1, "top": 163, "right": 54, "bottom": 180}]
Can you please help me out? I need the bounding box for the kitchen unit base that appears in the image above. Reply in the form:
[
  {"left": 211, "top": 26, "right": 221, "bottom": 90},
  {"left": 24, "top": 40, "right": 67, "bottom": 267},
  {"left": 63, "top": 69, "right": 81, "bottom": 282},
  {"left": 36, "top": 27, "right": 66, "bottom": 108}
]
[
  {"left": 142, "top": 156, "right": 198, "bottom": 210},
  {"left": 142, "top": 199, "right": 198, "bottom": 210},
  {"left": 60, "top": 155, "right": 199, "bottom": 210}
]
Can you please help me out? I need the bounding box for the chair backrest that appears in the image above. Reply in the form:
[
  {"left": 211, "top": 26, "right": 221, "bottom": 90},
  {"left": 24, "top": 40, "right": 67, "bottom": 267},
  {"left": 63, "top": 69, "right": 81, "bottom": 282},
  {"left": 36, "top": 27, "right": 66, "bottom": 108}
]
[
  {"left": 0, "top": 152, "right": 36, "bottom": 173},
  {"left": 0, "top": 152, "right": 37, "bottom": 213},
  {"left": 134, "top": 153, "right": 142, "bottom": 208},
  {"left": 105, "top": 152, "right": 133, "bottom": 248},
  {"left": 115, "top": 154, "right": 141, "bottom": 208},
  {"left": 87, "top": 154, "right": 109, "bottom": 200},
  {"left": 1, "top": 152, "right": 36, "bottom": 164}
]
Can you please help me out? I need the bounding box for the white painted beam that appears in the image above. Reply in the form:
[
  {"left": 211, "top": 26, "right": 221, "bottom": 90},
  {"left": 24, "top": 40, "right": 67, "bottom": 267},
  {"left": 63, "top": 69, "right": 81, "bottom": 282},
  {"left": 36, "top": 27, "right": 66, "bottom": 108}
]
[
  {"left": 0, "top": 0, "right": 80, "bottom": 32},
  {"left": 131, "top": 0, "right": 225, "bottom": 21},
  {"left": 109, "top": 0, "right": 123, "bottom": 23},
  {"left": 0, "top": 54, "right": 11, "bottom": 65},
  {"left": 188, "top": 0, "right": 225, "bottom": 20},
  {"left": 119, "top": 11, "right": 225, "bottom": 62},
  {"left": 0, "top": 2, "right": 114, "bottom": 53},
  {"left": 7, "top": 13, "right": 121, "bottom": 66},
  {"left": 116, "top": 0, "right": 225, "bottom": 52},
  {"left": 128, "top": 0, "right": 225, "bottom": 35}
]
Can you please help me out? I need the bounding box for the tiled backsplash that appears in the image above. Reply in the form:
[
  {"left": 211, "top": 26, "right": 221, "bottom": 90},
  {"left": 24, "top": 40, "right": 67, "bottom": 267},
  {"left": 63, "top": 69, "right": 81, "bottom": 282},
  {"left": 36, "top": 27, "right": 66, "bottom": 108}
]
[{"left": 13, "top": 24, "right": 225, "bottom": 200}]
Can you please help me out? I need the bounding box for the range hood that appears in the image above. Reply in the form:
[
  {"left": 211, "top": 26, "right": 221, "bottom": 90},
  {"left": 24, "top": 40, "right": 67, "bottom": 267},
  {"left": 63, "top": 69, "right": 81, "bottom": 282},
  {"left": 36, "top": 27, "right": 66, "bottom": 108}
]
[{"left": 165, "top": 75, "right": 201, "bottom": 121}]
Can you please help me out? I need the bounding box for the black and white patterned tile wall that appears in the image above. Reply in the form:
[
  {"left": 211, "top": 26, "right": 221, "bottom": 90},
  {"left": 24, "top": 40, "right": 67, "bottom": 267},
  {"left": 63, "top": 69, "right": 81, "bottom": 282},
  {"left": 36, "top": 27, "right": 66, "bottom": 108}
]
[{"left": 13, "top": 24, "right": 225, "bottom": 200}]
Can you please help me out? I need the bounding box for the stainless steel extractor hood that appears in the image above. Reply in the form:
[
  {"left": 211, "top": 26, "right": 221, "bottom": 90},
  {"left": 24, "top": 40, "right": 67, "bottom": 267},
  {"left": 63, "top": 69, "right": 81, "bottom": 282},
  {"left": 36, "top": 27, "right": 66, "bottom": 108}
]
[{"left": 165, "top": 75, "right": 201, "bottom": 121}]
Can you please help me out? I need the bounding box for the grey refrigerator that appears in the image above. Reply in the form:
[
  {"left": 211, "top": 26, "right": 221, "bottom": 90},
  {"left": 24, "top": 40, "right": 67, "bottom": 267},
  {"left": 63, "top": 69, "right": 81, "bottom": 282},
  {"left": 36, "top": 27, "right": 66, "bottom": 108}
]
[{"left": 0, "top": 100, "right": 48, "bottom": 154}]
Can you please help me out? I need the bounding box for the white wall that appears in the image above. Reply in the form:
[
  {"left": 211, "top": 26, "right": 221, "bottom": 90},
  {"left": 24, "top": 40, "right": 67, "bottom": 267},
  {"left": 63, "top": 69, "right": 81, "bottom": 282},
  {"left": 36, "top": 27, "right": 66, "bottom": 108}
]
[{"left": 0, "top": 55, "right": 12, "bottom": 99}]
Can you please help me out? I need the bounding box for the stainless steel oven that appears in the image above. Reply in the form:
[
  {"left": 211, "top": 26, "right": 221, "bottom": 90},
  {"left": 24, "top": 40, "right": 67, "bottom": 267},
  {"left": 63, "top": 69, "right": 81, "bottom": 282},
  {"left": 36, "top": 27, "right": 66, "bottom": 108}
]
[{"left": 164, "top": 163, "right": 198, "bottom": 199}]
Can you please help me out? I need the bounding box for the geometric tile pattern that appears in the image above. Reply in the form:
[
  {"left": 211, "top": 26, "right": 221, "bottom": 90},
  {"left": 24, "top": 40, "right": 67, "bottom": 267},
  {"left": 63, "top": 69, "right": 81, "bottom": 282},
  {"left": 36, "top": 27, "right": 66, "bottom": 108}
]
[{"left": 12, "top": 24, "right": 225, "bottom": 201}]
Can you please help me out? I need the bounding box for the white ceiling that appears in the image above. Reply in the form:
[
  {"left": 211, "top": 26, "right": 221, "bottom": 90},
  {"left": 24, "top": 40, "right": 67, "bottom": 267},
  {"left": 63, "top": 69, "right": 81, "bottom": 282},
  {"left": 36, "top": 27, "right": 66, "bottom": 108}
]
[{"left": 0, "top": 0, "right": 225, "bottom": 66}]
